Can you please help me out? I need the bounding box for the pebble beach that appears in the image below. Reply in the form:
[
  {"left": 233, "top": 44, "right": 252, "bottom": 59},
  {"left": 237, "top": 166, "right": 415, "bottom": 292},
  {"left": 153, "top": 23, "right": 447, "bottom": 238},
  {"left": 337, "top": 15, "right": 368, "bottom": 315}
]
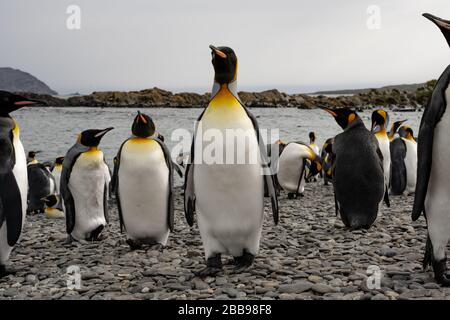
[{"left": 1, "top": 183, "right": 449, "bottom": 300}]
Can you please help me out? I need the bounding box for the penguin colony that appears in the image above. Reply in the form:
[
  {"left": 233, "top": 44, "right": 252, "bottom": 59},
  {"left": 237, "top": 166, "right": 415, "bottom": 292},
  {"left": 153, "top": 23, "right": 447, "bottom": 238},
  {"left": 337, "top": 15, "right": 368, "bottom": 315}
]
[{"left": 0, "top": 13, "right": 449, "bottom": 287}]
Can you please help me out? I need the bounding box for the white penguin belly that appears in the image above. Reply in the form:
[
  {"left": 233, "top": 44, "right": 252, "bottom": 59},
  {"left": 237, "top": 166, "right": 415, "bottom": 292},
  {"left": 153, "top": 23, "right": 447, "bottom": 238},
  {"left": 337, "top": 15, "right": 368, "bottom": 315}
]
[
  {"left": 69, "top": 150, "right": 108, "bottom": 241},
  {"left": 194, "top": 108, "right": 264, "bottom": 258},
  {"left": 425, "top": 87, "right": 450, "bottom": 259},
  {"left": 403, "top": 138, "right": 417, "bottom": 194},
  {"left": 277, "top": 143, "right": 309, "bottom": 193},
  {"left": 0, "top": 133, "right": 27, "bottom": 264},
  {"left": 118, "top": 139, "right": 170, "bottom": 245},
  {"left": 375, "top": 133, "right": 391, "bottom": 189},
  {"left": 52, "top": 166, "right": 62, "bottom": 194}
]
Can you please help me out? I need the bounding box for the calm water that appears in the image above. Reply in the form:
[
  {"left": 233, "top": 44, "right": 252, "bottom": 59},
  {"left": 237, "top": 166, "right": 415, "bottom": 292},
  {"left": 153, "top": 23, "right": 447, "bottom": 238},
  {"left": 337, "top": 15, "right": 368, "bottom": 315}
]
[{"left": 13, "top": 107, "right": 422, "bottom": 185}]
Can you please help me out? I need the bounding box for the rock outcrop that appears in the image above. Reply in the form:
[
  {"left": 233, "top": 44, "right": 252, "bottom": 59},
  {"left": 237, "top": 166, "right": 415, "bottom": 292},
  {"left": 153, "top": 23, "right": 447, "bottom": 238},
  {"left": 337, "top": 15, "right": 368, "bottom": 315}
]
[{"left": 0, "top": 67, "right": 57, "bottom": 95}]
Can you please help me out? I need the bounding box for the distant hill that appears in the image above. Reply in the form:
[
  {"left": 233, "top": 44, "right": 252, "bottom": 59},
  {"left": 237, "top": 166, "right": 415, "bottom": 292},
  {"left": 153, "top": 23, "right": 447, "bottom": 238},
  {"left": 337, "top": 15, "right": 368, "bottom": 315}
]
[
  {"left": 0, "top": 67, "right": 57, "bottom": 95},
  {"left": 311, "top": 83, "right": 425, "bottom": 95}
]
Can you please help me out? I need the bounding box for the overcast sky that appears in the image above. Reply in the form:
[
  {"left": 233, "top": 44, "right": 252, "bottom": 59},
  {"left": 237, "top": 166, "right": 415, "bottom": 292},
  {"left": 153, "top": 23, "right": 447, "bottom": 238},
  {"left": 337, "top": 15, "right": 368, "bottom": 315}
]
[{"left": 1, "top": 0, "right": 449, "bottom": 94}]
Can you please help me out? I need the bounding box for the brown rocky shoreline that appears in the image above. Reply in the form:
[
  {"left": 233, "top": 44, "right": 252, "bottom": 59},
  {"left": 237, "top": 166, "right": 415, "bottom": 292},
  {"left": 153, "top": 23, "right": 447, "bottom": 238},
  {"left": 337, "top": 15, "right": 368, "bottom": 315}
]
[{"left": 18, "top": 80, "right": 436, "bottom": 110}]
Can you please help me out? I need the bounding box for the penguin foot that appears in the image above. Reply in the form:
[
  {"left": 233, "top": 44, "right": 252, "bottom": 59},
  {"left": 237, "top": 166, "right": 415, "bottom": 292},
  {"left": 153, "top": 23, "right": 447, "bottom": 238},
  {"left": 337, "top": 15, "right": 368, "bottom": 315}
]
[
  {"left": 63, "top": 236, "right": 73, "bottom": 245},
  {"left": 126, "top": 239, "right": 142, "bottom": 251},
  {"left": 432, "top": 258, "right": 450, "bottom": 287},
  {"left": 195, "top": 254, "right": 223, "bottom": 277},
  {"left": 88, "top": 225, "right": 105, "bottom": 241},
  {"left": 287, "top": 193, "right": 295, "bottom": 199},
  {"left": 0, "top": 265, "right": 17, "bottom": 278},
  {"left": 233, "top": 250, "right": 255, "bottom": 273}
]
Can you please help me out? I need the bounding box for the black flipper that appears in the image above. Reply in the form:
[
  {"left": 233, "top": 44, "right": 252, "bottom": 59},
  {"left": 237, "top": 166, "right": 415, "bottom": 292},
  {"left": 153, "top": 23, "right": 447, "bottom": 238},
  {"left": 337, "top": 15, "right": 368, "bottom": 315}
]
[
  {"left": 390, "top": 138, "right": 407, "bottom": 195},
  {"left": 242, "top": 106, "right": 279, "bottom": 225},
  {"left": 184, "top": 110, "right": 205, "bottom": 227},
  {"left": 412, "top": 66, "right": 450, "bottom": 221},
  {"left": 60, "top": 143, "right": 89, "bottom": 235},
  {"left": 113, "top": 139, "right": 130, "bottom": 233},
  {"left": 172, "top": 161, "right": 183, "bottom": 178},
  {"left": 0, "top": 171, "right": 23, "bottom": 246}
]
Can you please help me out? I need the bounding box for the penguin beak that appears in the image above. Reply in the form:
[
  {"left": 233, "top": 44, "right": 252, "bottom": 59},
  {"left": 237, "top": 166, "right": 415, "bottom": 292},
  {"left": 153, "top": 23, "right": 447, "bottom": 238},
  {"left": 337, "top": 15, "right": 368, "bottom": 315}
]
[
  {"left": 319, "top": 106, "right": 337, "bottom": 117},
  {"left": 94, "top": 127, "right": 114, "bottom": 138},
  {"left": 423, "top": 13, "right": 450, "bottom": 47},
  {"left": 137, "top": 111, "right": 148, "bottom": 124},
  {"left": 14, "top": 99, "right": 46, "bottom": 106},
  {"left": 209, "top": 45, "right": 227, "bottom": 59}
]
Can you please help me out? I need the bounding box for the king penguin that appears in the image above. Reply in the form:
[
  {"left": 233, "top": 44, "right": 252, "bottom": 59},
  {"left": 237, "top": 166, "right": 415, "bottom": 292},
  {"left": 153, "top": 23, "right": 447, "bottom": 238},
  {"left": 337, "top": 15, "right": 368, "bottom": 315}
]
[
  {"left": 0, "top": 91, "right": 42, "bottom": 277},
  {"left": 277, "top": 142, "right": 322, "bottom": 198},
  {"left": 113, "top": 111, "right": 174, "bottom": 250},
  {"left": 371, "top": 109, "right": 391, "bottom": 206},
  {"left": 52, "top": 156, "right": 64, "bottom": 195},
  {"left": 27, "top": 161, "right": 57, "bottom": 214},
  {"left": 398, "top": 126, "right": 417, "bottom": 194},
  {"left": 321, "top": 138, "right": 334, "bottom": 186},
  {"left": 388, "top": 120, "right": 407, "bottom": 142},
  {"left": 321, "top": 107, "right": 386, "bottom": 229},
  {"left": 184, "top": 45, "right": 278, "bottom": 276},
  {"left": 412, "top": 13, "right": 450, "bottom": 286},
  {"left": 60, "top": 127, "right": 113, "bottom": 243},
  {"left": 306, "top": 132, "right": 320, "bottom": 182}
]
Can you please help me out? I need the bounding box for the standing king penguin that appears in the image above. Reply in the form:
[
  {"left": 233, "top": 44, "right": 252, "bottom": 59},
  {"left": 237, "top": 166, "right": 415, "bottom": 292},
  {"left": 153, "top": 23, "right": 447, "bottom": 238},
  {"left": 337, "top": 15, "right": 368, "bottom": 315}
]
[
  {"left": 371, "top": 109, "right": 391, "bottom": 206},
  {"left": 398, "top": 126, "right": 417, "bottom": 194},
  {"left": 412, "top": 13, "right": 450, "bottom": 286},
  {"left": 113, "top": 112, "right": 174, "bottom": 250},
  {"left": 184, "top": 45, "right": 278, "bottom": 276},
  {"left": 61, "top": 128, "right": 113, "bottom": 243},
  {"left": 321, "top": 107, "right": 386, "bottom": 229},
  {"left": 0, "top": 91, "right": 41, "bottom": 277}
]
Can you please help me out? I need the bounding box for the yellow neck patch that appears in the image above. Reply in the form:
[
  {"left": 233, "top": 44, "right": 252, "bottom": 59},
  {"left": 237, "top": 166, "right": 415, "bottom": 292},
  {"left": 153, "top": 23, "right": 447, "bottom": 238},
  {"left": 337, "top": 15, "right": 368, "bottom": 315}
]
[
  {"left": 12, "top": 118, "right": 20, "bottom": 137},
  {"left": 203, "top": 85, "right": 246, "bottom": 122}
]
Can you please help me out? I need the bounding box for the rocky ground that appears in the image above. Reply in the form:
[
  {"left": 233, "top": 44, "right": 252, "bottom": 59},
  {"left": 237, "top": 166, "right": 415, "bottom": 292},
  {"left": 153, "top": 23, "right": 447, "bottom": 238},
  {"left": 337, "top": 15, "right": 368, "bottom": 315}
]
[{"left": 1, "top": 183, "right": 449, "bottom": 300}]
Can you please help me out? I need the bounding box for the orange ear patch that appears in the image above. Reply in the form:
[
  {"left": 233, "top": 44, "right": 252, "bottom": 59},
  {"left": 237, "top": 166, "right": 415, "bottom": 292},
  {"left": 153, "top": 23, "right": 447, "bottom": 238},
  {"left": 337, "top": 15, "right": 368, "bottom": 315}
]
[{"left": 348, "top": 113, "right": 356, "bottom": 124}]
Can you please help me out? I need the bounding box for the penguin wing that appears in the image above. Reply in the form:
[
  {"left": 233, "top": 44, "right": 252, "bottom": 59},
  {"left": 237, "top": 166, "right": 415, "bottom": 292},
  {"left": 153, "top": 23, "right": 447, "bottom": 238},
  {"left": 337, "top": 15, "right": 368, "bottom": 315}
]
[
  {"left": 242, "top": 106, "right": 279, "bottom": 224},
  {"left": 153, "top": 138, "right": 175, "bottom": 232},
  {"left": 102, "top": 161, "right": 111, "bottom": 223},
  {"left": 373, "top": 137, "right": 390, "bottom": 207},
  {"left": 0, "top": 119, "right": 23, "bottom": 246},
  {"left": 184, "top": 110, "right": 204, "bottom": 227},
  {"left": 413, "top": 66, "right": 450, "bottom": 220},
  {"left": 390, "top": 138, "right": 407, "bottom": 196},
  {"left": 113, "top": 139, "right": 130, "bottom": 233},
  {"left": 60, "top": 143, "right": 90, "bottom": 234},
  {"left": 172, "top": 161, "right": 183, "bottom": 178}
]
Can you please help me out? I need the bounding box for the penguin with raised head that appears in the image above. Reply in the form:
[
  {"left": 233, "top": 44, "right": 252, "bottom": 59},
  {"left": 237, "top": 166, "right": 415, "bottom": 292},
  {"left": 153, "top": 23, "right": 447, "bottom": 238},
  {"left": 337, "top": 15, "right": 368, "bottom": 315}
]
[
  {"left": 61, "top": 127, "right": 113, "bottom": 243},
  {"left": 27, "top": 161, "right": 56, "bottom": 214},
  {"left": 0, "top": 91, "right": 42, "bottom": 277},
  {"left": 371, "top": 109, "right": 391, "bottom": 206},
  {"left": 321, "top": 107, "right": 385, "bottom": 229},
  {"left": 27, "top": 151, "right": 40, "bottom": 165},
  {"left": 398, "top": 126, "right": 417, "bottom": 194},
  {"left": 321, "top": 138, "right": 334, "bottom": 186},
  {"left": 184, "top": 45, "right": 278, "bottom": 276},
  {"left": 412, "top": 13, "right": 450, "bottom": 286},
  {"left": 388, "top": 120, "right": 407, "bottom": 141},
  {"left": 277, "top": 142, "right": 322, "bottom": 198},
  {"left": 113, "top": 111, "right": 174, "bottom": 250}
]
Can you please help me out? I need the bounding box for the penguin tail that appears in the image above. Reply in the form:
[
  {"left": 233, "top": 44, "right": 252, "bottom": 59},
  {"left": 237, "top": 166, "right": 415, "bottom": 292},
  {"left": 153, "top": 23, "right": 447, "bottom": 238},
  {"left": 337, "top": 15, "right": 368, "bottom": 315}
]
[{"left": 423, "top": 234, "right": 433, "bottom": 270}]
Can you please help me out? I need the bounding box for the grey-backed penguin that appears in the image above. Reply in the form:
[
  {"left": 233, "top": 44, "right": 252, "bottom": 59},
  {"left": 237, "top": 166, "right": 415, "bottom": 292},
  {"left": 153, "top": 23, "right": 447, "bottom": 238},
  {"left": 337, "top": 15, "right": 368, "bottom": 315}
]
[
  {"left": 277, "top": 142, "right": 322, "bottom": 198},
  {"left": 61, "top": 127, "right": 113, "bottom": 243},
  {"left": 321, "top": 107, "right": 386, "bottom": 229},
  {"left": 184, "top": 45, "right": 278, "bottom": 276},
  {"left": 412, "top": 13, "right": 450, "bottom": 286},
  {"left": 27, "top": 162, "right": 57, "bottom": 214},
  {"left": 0, "top": 91, "right": 42, "bottom": 277},
  {"left": 388, "top": 119, "right": 407, "bottom": 142},
  {"left": 371, "top": 109, "right": 391, "bottom": 206},
  {"left": 113, "top": 111, "right": 174, "bottom": 250},
  {"left": 321, "top": 138, "right": 334, "bottom": 186}
]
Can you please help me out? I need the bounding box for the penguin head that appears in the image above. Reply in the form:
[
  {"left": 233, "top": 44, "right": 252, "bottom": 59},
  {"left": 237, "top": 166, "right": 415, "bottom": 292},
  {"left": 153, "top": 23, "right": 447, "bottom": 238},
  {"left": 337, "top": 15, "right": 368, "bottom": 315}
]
[
  {"left": 132, "top": 111, "right": 156, "bottom": 138},
  {"left": 210, "top": 45, "right": 238, "bottom": 84},
  {"left": 28, "top": 151, "right": 40, "bottom": 159},
  {"left": 41, "top": 194, "right": 59, "bottom": 208},
  {"left": 78, "top": 127, "right": 114, "bottom": 147},
  {"left": 399, "top": 126, "right": 415, "bottom": 141},
  {"left": 55, "top": 156, "right": 64, "bottom": 165},
  {"left": 321, "top": 107, "right": 360, "bottom": 130},
  {"left": 388, "top": 119, "right": 407, "bottom": 137},
  {"left": 371, "top": 109, "right": 389, "bottom": 132},
  {"left": 309, "top": 132, "right": 316, "bottom": 144},
  {"left": 0, "top": 91, "right": 45, "bottom": 116},
  {"left": 423, "top": 13, "right": 450, "bottom": 48}
]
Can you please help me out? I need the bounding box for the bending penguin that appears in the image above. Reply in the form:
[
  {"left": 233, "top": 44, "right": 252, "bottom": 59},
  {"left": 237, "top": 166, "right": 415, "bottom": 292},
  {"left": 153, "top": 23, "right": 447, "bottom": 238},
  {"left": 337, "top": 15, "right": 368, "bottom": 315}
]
[
  {"left": 113, "top": 111, "right": 174, "bottom": 250},
  {"left": 390, "top": 126, "right": 417, "bottom": 195},
  {"left": 277, "top": 142, "right": 322, "bottom": 198},
  {"left": 27, "top": 161, "right": 57, "bottom": 214},
  {"left": 321, "top": 138, "right": 334, "bottom": 186},
  {"left": 184, "top": 45, "right": 278, "bottom": 276},
  {"left": 412, "top": 13, "right": 450, "bottom": 286},
  {"left": 371, "top": 109, "right": 391, "bottom": 206},
  {"left": 60, "top": 127, "right": 113, "bottom": 243},
  {"left": 306, "top": 132, "right": 320, "bottom": 182},
  {"left": 321, "top": 107, "right": 386, "bottom": 229},
  {"left": 0, "top": 91, "right": 41, "bottom": 277}
]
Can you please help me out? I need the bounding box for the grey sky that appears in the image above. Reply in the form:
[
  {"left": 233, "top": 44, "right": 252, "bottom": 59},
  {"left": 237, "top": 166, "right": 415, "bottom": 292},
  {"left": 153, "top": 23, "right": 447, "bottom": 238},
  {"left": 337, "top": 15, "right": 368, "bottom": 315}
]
[{"left": 1, "top": 0, "right": 449, "bottom": 94}]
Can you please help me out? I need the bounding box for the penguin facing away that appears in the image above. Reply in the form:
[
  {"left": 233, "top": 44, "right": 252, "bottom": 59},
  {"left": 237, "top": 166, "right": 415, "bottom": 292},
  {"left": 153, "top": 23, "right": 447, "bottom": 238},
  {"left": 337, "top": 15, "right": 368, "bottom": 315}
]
[
  {"left": 184, "top": 45, "right": 278, "bottom": 276},
  {"left": 61, "top": 127, "right": 113, "bottom": 243},
  {"left": 389, "top": 136, "right": 407, "bottom": 195},
  {"left": 321, "top": 107, "right": 385, "bottom": 229},
  {"left": 412, "top": 13, "right": 450, "bottom": 286},
  {"left": 27, "top": 162, "right": 57, "bottom": 214},
  {"left": 113, "top": 111, "right": 174, "bottom": 250},
  {"left": 0, "top": 91, "right": 42, "bottom": 277}
]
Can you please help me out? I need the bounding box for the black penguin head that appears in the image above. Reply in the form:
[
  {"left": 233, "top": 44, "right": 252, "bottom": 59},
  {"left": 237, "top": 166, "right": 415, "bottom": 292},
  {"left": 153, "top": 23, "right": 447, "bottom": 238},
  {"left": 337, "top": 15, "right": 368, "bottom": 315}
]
[
  {"left": 371, "top": 109, "right": 389, "bottom": 132},
  {"left": 41, "top": 194, "right": 59, "bottom": 208},
  {"left": 78, "top": 127, "right": 114, "bottom": 147},
  {"left": 210, "top": 45, "right": 238, "bottom": 84},
  {"left": 399, "top": 126, "right": 415, "bottom": 141},
  {"left": 0, "top": 91, "right": 44, "bottom": 116},
  {"left": 28, "top": 151, "right": 40, "bottom": 159},
  {"left": 55, "top": 156, "right": 64, "bottom": 165},
  {"left": 388, "top": 119, "right": 407, "bottom": 137},
  {"left": 321, "top": 107, "right": 359, "bottom": 130},
  {"left": 132, "top": 111, "right": 156, "bottom": 138},
  {"left": 309, "top": 132, "right": 316, "bottom": 143},
  {"left": 423, "top": 13, "right": 450, "bottom": 48}
]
